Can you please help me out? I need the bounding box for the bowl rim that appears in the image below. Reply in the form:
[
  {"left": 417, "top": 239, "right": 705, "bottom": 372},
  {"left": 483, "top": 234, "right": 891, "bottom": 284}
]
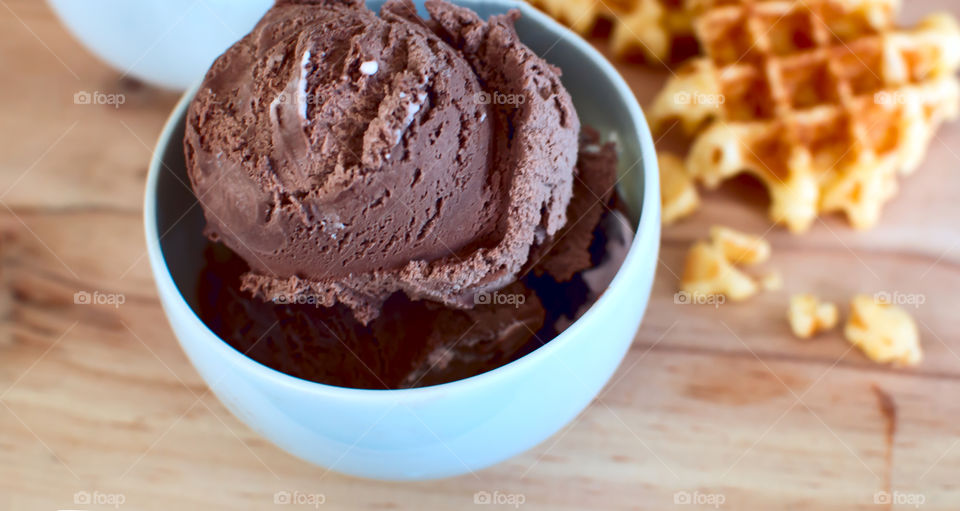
[{"left": 143, "top": 0, "right": 661, "bottom": 401}]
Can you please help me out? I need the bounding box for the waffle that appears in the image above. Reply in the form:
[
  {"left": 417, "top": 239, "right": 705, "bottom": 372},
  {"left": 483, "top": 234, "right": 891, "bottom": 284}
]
[
  {"left": 529, "top": 0, "right": 898, "bottom": 64},
  {"left": 528, "top": 0, "right": 606, "bottom": 35},
  {"left": 649, "top": 7, "right": 960, "bottom": 232}
]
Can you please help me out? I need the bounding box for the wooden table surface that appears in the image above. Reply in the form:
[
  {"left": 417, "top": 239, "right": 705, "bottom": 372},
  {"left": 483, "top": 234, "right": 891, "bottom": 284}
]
[{"left": 2, "top": 1, "right": 960, "bottom": 509}]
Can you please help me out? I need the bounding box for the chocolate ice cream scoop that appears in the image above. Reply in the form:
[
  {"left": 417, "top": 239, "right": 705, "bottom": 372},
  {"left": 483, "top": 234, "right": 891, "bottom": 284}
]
[{"left": 184, "top": 0, "right": 579, "bottom": 323}]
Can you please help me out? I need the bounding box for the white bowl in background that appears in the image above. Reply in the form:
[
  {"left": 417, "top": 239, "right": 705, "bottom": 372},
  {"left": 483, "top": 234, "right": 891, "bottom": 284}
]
[
  {"left": 145, "top": 0, "right": 660, "bottom": 480},
  {"left": 47, "top": 0, "right": 272, "bottom": 90}
]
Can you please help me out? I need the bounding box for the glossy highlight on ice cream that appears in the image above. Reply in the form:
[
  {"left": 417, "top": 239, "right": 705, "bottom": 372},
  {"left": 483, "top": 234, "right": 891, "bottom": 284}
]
[{"left": 184, "top": 0, "right": 580, "bottom": 323}]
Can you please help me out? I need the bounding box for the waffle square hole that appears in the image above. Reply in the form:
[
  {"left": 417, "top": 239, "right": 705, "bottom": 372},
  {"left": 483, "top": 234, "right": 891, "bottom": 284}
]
[
  {"left": 707, "top": 0, "right": 748, "bottom": 8},
  {"left": 706, "top": 0, "right": 737, "bottom": 6},
  {"left": 699, "top": 12, "right": 762, "bottom": 66},
  {"left": 763, "top": 11, "right": 818, "bottom": 56},
  {"left": 792, "top": 111, "right": 857, "bottom": 171},
  {"left": 720, "top": 67, "right": 777, "bottom": 121},
  {"left": 822, "top": 10, "right": 882, "bottom": 43},
  {"left": 779, "top": 55, "right": 840, "bottom": 109},
  {"left": 832, "top": 41, "right": 885, "bottom": 96},
  {"left": 856, "top": 102, "right": 902, "bottom": 156},
  {"left": 749, "top": 128, "right": 794, "bottom": 180}
]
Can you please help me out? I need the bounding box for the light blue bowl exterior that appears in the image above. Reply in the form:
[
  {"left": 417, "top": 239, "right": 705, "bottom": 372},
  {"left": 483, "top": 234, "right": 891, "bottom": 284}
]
[{"left": 145, "top": 0, "right": 660, "bottom": 481}]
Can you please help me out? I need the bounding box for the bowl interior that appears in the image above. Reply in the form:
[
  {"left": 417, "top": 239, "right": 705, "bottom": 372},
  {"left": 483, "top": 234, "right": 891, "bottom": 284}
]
[{"left": 154, "top": 0, "right": 649, "bottom": 341}]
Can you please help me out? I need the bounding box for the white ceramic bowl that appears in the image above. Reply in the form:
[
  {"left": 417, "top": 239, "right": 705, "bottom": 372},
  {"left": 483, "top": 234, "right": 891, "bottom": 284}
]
[
  {"left": 145, "top": 0, "right": 660, "bottom": 480},
  {"left": 47, "top": 0, "right": 272, "bottom": 90}
]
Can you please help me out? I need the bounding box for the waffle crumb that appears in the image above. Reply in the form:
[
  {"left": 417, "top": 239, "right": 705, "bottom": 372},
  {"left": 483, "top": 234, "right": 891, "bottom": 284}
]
[
  {"left": 710, "top": 226, "right": 771, "bottom": 265},
  {"left": 845, "top": 294, "right": 922, "bottom": 366},
  {"left": 660, "top": 153, "right": 700, "bottom": 225},
  {"left": 788, "top": 294, "right": 839, "bottom": 339},
  {"left": 680, "top": 226, "right": 771, "bottom": 301},
  {"left": 681, "top": 241, "right": 758, "bottom": 301}
]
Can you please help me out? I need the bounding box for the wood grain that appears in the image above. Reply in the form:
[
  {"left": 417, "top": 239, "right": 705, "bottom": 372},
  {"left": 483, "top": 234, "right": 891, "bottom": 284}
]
[{"left": 2, "top": 0, "right": 959, "bottom": 509}]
